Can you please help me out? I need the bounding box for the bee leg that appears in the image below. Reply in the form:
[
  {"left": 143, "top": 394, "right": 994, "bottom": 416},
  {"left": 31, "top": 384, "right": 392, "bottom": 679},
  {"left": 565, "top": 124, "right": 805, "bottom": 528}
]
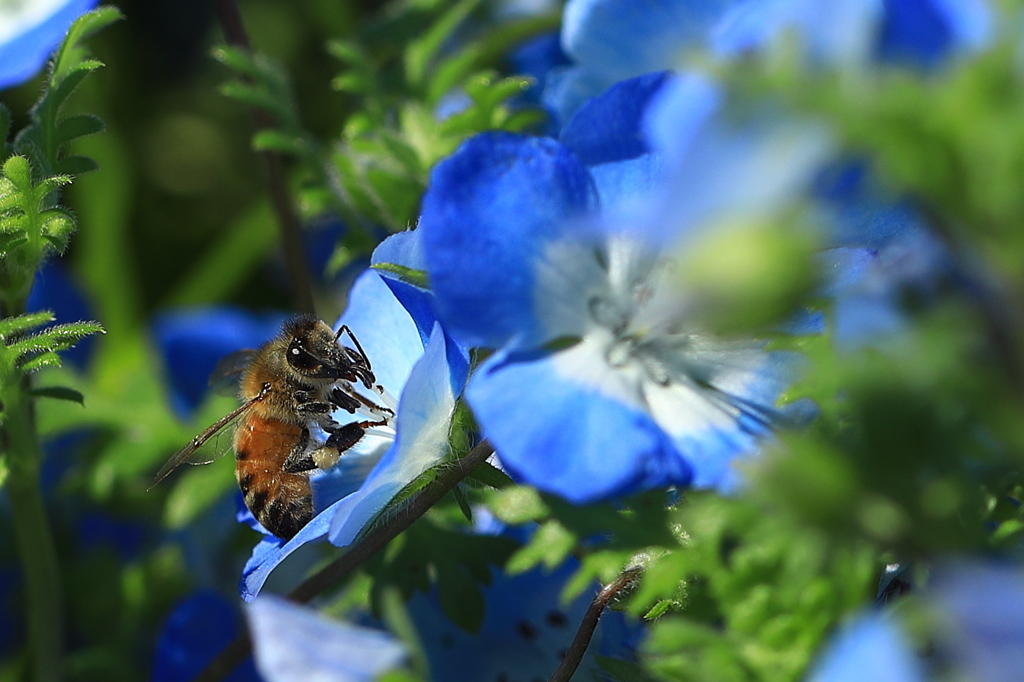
[
  {"left": 282, "top": 428, "right": 318, "bottom": 474},
  {"left": 329, "top": 387, "right": 361, "bottom": 414},
  {"left": 311, "top": 422, "right": 366, "bottom": 470}
]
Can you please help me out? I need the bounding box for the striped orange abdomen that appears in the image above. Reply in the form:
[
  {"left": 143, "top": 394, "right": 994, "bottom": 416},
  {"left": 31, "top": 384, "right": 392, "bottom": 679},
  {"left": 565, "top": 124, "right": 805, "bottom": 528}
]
[{"left": 234, "top": 415, "right": 312, "bottom": 540}]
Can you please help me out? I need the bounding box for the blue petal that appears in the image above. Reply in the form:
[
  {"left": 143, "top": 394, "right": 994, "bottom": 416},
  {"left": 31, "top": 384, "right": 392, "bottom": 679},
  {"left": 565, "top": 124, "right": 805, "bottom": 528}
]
[
  {"left": 562, "top": 0, "right": 732, "bottom": 84},
  {"left": 932, "top": 562, "right": 1024, "bottom": 682},
  {"left": 153, "top": 590, "right": 261, "bottom": 682},
  {"left": 467, "top": 348, "right": 689, "bottom": 503},
  {"left": 151, "top": 308, "right": 287, "bottom": 417},
  {"left": 805, "top": 612, "right": 925, "bottom": 682},
  {"left": 642, "top": 72, "right": 832, "bottom": 245},
  {"left": 247, "top": 595, "right": 405, "bottom": 682},
  {"left": 371, "top": 231, "right": 444, "bottom": 348},
  {"left": 878, "top": 0, "right": 992, "bottom": 67},
  {"left": 712, "top": 0, "right": 879, "bottom": 66},
  {"left": 0, "top": 0, "right": 97, "bottom": 90},
  {"left": 413, "top": 560, "right": 638, "bottom": 682},
  {"left": 333, "top": 269, "right": 424, "bottom": 397},
  {"left": 329, "top": 323, "right": 465, "bottom": 547},
  {"left": 560, "top": 71, "right": 672, "bottom": 167},
  {"left": 420, "top": 132, "right": 598, "bottom": 349},
  {"left": 240, "top": 510, "right": 333, "bottom": 602}
]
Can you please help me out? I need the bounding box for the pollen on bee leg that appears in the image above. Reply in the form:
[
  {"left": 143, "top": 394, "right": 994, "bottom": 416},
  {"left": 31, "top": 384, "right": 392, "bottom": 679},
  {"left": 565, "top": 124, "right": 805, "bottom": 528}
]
[{"left": 311, "top": 445, "right": 341, "bottom": 470}]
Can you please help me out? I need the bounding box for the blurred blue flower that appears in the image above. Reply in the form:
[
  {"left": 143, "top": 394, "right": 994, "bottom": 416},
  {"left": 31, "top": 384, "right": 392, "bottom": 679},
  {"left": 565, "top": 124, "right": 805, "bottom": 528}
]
[
  {"left": 412, "top": 560, "right": 640, "bottom": 682},
  {"left": 805, "top": 611, "right": 924, "bottom": 682},
  {"left": 931, "top": 562, "right": 1024, "bottom": 682},
  {"left": 713, "top": 0, "right": 991, "bottom": 68},
  {"left": 246, "top": 595, "right": 405, "bottom": 682},
  {"left": 642, "top": 74, "right": 951, "bottom": 352},
  {"left": 153, "top": 590, "right": 261, "bottom": 682},
  {"left": 240, "top": 267, "right": 468, "bottom": 600},
  {"left": 0, "top": 0, "right": 97, "bottom": 91},
  {"left": 545, "top": 0, "right": 738, "bottom": 125},
  {"left": 151, "top": 307, "right": 287, "bottom": 417},
  {"left": 26, "top": 261, "right": 96, "bottom": 369},
  {"left": 807, "top": 561, "right": 1024, "bottom": 682},
  {"left": 413, "top": 74, "right": 802, "bottom": 501},
  {"left": 546, "top": 0, "right": 992, "bottom": 128}
]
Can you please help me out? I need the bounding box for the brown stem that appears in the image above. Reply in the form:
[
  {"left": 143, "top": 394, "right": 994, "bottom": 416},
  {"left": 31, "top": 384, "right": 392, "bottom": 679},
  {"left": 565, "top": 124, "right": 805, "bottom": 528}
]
[
  {"left": 212, "top": 0, "right": 316, "bottom": 315},
  {"left": 192, "top": 441, "right": 496, "bottom": 682},
  {"left": 547, "top": 567, "right": 643, "bottom": 682}
]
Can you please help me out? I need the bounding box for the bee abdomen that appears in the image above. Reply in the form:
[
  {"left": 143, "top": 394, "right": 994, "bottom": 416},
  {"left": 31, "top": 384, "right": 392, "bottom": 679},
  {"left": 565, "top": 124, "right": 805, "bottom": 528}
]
[{"left": 243, "top": 483, "right": 313, "bottom": 540}]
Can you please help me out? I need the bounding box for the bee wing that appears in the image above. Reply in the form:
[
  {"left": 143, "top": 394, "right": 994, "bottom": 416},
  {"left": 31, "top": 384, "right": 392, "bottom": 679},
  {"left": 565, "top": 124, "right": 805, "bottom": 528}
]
[
  {"left": 209, "top": 348, "right": 258, "bottom": 396},
  {"left": 150, "top": 385, "right": 271, "bottom": 490}
]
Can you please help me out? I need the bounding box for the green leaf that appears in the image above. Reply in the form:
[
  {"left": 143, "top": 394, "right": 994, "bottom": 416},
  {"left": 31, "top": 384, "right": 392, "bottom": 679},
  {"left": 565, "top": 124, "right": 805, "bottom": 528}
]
[
  {"left": 426, "top": 45, "right": 483, "bottom": 105},
  {"left": 451, "top": 483, "right": 473, "bottom": 523},
  {"left": 0, "top": 311, "right": 55, "bottom": 338},
  {"left": 371, "top": 262, "right": 430, "bottom": 289},
  {"left": 404, "top": 0, "right": 482, "bottom": 89},
  {"left": 29, "top": 386, "right": 85, "bottom": 405},
  {"left": 53, "top": 113, "right": 105, "bottom": 149},
  {"left": 0, "top": 104, "right": 10, "bottom": 153},
  {"left": 488, "top": 486, "right": 550, "bottom": 524},
  {"left": 3, "top": 155, "right": 32, "bottom": 188},
  {"left": 210, "top": 45, "right": 257, "bottom": 77},
  {"left": 0, "top": 233, "right": 27, "bottom": 254},
  {"left": 54, "top": 154, "right": 99, "bottom": 177},
  {"left": 595, "top": 656, "right": 662, "bottom": 682},
  {"left": 252, "top": 130, "right": 305, "bottom": 155},
  {"left": 466, "top": 460, "right": 514, "bottom": 489},
  {"left": 437, "top": 564, "right": 486, "bottom": 634},
  {"left": 506, "top": 520, "right": 576, "bottom": 575},
  {"left": 19, "top": 351, "right": 62, "bottom": 373},
  {"left": 50, "top": 7, "right": 124, "bottom": 85}
]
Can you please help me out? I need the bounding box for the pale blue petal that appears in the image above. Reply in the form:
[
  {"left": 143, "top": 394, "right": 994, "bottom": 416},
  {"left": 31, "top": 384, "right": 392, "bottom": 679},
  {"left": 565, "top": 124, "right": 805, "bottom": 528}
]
[
  {"left": 562, "top": 0, "right": 734, "bottom": 83},
  {"left": 247, "top": 595, "right": 405, "bottom": 682},
  {"left": 329, "top": 323, "right": 464, "bottom": 546},
  {"left": 467, "top": 347, "right": 689, "bottom": 503},
  {"left": 805, "top": 612, "right": 924, "bottom": 682},
  {"left": 239, "top": 511, "right": 333, "bottom": 602},
  {"left": 712, "top": 0, "right": 880, "bottom": 66},
  {"left": 643, "top": 72, "right": 833, "bottom": 245},
  {"left": 0, "top": 0, "right": 97, "bottom": 90},
  {"left": 333, "top": 269, "right": 422, "bottom": 399}
]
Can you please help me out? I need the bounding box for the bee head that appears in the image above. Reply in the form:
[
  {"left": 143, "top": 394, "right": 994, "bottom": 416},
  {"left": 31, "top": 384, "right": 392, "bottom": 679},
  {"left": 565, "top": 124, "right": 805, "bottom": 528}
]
[{"left": 282, "top": 314, "right": 349, "bottom": 381}]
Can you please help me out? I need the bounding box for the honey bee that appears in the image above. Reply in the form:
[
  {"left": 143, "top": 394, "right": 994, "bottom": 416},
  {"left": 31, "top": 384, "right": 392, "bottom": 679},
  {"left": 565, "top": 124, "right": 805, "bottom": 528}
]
[{"left": 151, "top": 314, "right": 394, "bottom": 540}]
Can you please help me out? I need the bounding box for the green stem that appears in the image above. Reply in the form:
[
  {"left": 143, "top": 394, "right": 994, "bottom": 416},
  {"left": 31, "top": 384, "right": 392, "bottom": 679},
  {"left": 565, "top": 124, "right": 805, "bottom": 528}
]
[{"left": 3, "top": 383, "right": 64, "bottom": 682}]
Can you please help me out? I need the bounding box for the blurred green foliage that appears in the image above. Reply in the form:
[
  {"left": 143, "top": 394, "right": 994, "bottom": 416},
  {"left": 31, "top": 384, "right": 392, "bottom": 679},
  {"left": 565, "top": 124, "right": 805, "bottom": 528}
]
[{"left": 4, "top": 1, "right": 1024, "bottom": 681}]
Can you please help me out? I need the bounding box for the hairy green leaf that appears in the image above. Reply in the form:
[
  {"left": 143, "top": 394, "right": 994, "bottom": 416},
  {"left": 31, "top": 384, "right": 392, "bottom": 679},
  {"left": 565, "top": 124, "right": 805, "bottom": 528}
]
[{"left": 0, "top": 311, "right": 55, "bottom": 338}]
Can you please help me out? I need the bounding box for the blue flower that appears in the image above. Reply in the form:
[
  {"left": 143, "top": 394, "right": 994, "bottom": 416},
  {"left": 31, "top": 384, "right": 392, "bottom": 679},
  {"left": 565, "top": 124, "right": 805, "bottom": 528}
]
[
  {"left": 713, "top": 0, "right": 992, "bottom": 68},
  {"left": 412, "top": 74, "right": 803, "bottom": 501},
  {"left": 153, "top": 590, "right": 261, "bottom": 682},
  {"left": 151, "top": 307, "right": 288, "bottom": 417},
  {"left": 247, "top": 595, "right": 405, "bottom": 682},
  {"left": 545, "top": 0, "right": 992, "bottom": 128},
  {"left": 806, "top": 561, "right": 1024, "bottom": 682},
  {"left": 412, "top": 560, "right": 640, "bottom": 682},
  {"left": 0, "top": 0, "right": 98, "bottom": 91},
  {"left": 239, "top": 267, "right": 468, "bottom": 600},
  {"left": 545, "top": 0, "right": 738, "bottom": 125},
  {"left": 642, "top": 74, "right": 950, "bottom": 351},
  {"left": 805, "top": 611, "right": 924, "bottom": 682}
]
